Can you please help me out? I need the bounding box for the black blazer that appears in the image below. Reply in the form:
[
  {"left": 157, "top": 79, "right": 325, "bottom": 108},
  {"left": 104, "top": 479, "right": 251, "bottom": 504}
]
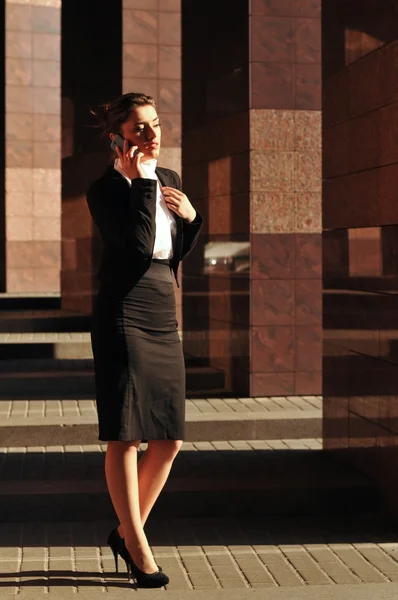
[{"left": 86, "top": 165, "right": 203, "bottom": 296}]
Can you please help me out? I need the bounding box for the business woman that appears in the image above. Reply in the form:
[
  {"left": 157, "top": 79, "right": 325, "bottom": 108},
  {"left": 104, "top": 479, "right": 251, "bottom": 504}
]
[{"left": 86, "top": 92, "right": 203, "bottom": 588}]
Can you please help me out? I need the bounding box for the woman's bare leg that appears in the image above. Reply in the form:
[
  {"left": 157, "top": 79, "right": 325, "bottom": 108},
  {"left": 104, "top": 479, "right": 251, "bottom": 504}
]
[
  {"left": 138, "top": 440, "right": 183, "bottom": 525},
  {"left": 105, "top": 440, "right": 158, "bottom": 573},
  {"left": 117, "top": 440, "right": 182, "bottom": 530}
]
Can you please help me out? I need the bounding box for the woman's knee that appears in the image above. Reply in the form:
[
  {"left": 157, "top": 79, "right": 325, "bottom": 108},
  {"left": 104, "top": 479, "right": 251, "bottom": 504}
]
[
  {"left": 147, "top": 439, "right": 183, "bottom": 460},
  {"left": 107, "top": 440, "right": 141, "bottom": 453}
]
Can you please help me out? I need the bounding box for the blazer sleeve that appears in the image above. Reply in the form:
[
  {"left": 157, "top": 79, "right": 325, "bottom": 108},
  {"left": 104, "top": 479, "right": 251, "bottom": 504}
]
[
  {"left": 171, "top": 170, "right": 203, "bottom": 261},
  {"left": 86, "top": 177, "right": 157, "bottom": 261}
]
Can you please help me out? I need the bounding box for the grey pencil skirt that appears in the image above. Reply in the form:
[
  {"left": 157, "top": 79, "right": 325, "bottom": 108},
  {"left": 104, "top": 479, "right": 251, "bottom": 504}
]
[{"left": 90, "top": 259, "right": 185, "bottom": 442}]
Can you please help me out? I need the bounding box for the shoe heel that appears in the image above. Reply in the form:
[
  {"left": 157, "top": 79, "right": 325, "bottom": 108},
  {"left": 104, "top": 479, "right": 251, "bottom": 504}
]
[{"left": 111, "top": 548, "right": 119, "bottom": 573}]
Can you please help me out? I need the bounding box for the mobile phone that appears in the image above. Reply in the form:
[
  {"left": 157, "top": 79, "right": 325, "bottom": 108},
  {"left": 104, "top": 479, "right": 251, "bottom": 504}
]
[
  {"left": 111, "top": 134, "right": 139, "bottom": 157},
  {"left": 111, "top": 133, "right": 128, "bottom": 152}
]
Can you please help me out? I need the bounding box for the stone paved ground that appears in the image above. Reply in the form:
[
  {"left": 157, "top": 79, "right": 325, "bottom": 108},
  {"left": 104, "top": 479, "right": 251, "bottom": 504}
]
[
  {"left": 0, "top": 396, "right": 322, "bottom": 421},
  {"left": 1, "top": 515, "right": 398, "bottom": 596}
]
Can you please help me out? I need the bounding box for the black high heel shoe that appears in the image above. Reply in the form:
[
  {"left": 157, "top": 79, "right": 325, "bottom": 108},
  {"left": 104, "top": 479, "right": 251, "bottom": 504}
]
[
  {"left": 107, "top": 528, "right": 163, "bottom": 574},
  {"left": 107, "top": 528, "right": 125, "bottom": 573},
  {"left": 121, "top": 546, "right": 170, "bottom": 588}
]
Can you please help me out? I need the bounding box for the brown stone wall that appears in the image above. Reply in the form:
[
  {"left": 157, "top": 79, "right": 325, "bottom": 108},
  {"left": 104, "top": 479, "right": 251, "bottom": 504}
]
[
  {"left": 5, "top": 0, "right": 61, "bottom": 293},
  {"left": 322, "top": 0, "right": 398, "bottom": 517}
]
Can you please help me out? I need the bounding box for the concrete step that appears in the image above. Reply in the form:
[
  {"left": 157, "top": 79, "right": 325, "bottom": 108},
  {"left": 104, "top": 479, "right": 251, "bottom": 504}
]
[
  {"left": 0, "top": 443, "right": 378, "bottom": 521},
  {"left": 0, "top": 397, "right": 322, "bottom": 445},
  {"left": 0, "top": 364, "right": 226, "bottom": 398}
]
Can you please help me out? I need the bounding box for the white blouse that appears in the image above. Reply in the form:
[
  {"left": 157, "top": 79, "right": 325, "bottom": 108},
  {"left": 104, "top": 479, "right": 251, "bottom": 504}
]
[{"left": 114, "top": 158, "right": 176, "bottom": 259}]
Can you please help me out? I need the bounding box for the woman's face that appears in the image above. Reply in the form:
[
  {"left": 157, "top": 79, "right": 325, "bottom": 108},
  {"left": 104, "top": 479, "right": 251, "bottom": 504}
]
[{"left": 120, "top": 104, "right": 161, "bottom": 160}]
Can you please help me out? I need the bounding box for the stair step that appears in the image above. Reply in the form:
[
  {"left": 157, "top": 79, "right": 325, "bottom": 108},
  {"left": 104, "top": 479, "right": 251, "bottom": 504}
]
[
  {"left": 0, "top": 397, "right": 321, "bottom": 445},
  {"left": 0, "top": 447, "right": 378, "bottom": 521},
  {"left": 0, "top": 364, "right": 225, "bottom": 397}
]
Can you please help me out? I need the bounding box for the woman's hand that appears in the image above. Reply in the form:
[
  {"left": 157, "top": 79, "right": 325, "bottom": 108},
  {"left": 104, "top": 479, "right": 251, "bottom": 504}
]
[
  {"left": 162, "top": 187, "right": 197, "bottom": 222},
  {"left": 115, "top": 140, "right": 145, "bottom": 180}
]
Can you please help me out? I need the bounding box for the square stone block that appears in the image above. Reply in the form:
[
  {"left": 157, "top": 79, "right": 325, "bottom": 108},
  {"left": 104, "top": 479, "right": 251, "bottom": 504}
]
[
  {"left": 33, "top": 59, "right": 60, "bottom": 87},
  {"left": 6, "top": 31, "right": 32, "bottom": 58},
  {"left": 6, "top": 57, "right": 33, "bottom": 86},
  {"left": 33, "top": 32, "right": 60, "bottom": 60},
  {"left": 123, "top": 9, "right": 158, "bottom": 44},
  {"left": 6, "top": 85, "right": 33, "bottom": 113},
  {"left": 6, "top": 192, "right": 34, "bottom": 217},
  {"left": 7, "top": 140, "right": 33, "bottom": 168},
  {"left": 6, "top": 113, "right": 33, "bottom": 140},
  {"left": 32, "top": 5, "right": 60, "bottom": 34},
  {"left": 124, "top": 43, "right": 157, "bottom": 78},
  {"left": 159, "top": 45, "right": 181, "bottom": 80},
  {"left": 6, "top": 3, "right": 32, "bottom": 32},
  {"left": 33, "top": 86, "right": 60, "bottom": 114}
]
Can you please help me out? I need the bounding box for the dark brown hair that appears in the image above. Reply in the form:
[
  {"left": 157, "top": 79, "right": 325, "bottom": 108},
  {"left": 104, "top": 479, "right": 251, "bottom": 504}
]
[{"left": 94, "top": 92, "right": 157, "bottom": 137}]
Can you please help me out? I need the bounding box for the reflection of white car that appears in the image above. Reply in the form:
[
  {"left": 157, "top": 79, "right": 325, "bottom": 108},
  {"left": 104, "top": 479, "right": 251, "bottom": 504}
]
[{"left": 204, "top": 242, "right": 250, "bottom": 274}]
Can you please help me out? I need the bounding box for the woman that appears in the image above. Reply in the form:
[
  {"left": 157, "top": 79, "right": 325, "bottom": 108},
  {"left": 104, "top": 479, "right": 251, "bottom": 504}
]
[{"left": 86, "top": 93, "right": 203, "bottom": 588}]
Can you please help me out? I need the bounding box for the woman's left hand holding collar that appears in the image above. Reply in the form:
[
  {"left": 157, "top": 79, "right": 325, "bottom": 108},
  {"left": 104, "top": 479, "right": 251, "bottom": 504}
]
[{"left": 162, "top": 187, "right": 197, "bottom": 223}]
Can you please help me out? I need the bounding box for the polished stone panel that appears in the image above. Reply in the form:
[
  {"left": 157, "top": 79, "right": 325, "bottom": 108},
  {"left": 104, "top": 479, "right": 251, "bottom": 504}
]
[{"left": 323, "top": 5, "right": 398, "bottom": 517}]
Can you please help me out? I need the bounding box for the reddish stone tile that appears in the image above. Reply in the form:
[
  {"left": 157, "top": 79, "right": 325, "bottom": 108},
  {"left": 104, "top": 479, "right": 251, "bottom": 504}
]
[
  {"left": 295, "top": 279, "right": 322, "bottom": 324},
  {"left": 251, "top": 152, "right": 294, "bottom": 193},
  {"left": 295, "top": 371, "right": 321, "bottom": 394},
  {"left": 33, "top": 59, "right": 59, "bottom": 87},
  {"left": 158, "top": 0, "right": 181, "bottom": 10},
  {"left": 33, "top": 115, "right": 60, "bottom": 141},
  {"left": 250, "top": 109, "right": 295, "bottom": 151},
  {"left": 158, "top": 12, "right": 181, "bottom": 45},
  {"left": 295, "top": 192, "right": 321, "bottom": 233},
  {"left": 251, "top": 280, "right": 294, "bottom": 326},
  {"left": 380, "top": 102, "right": 398, "bottom": 167},
  {"left": 33, "top": 192, "right": 61, "bottom": 217},
  {"left": 6, "top": 4, "right": 32, "bottom": 32},
  {"left": 33, "top": 142, "right": 61, "bottom": 168},
  {"left": 294, "top": 110, "right": 321, "bottom": 151},
  {"left": 294, "top": 151, "right": 321, "bottom": 192},
  {"left": 62, "top": 239, "right": 76, "bottom": 271},
  {"left": 348, "top": 50, "right": 381, "bottom": 118},
  {"left": 124, "top": 44, "right": 157, "bottom": 79},
  {"left": 379, "top": 42, "right": 398, "bottom": 106},
  {"left": 33, "top": 87, "right": 60, "bottom": 115},
  {"left": 251, "top": 325, "right": 294, "bottom": 372},
  {"left": 157, "top": 112, "right": 181, "bottom": 146},
  {"left": 123, "top": 77, "right": 158, "bottom": 98},
  {"left": 6, "top": 31, "right": 31, "bottom": 59},
  {"left": 124, "top": 0, "right": 157, "bottom": 7},
  {"left": 322, "top": 70, "right": 349, "bottom": 128},
  {"left": 349, "top": 110, "right": 381, "bottom": 173},
  {"left": 32, "top": 6, "right": 60, "bottom": 34},
  {"left": 295, "top": 324, "right": 322, "bottom": 371},
  {"left": 6, "top": 58, "right": 32, "bottom": 86},
  {"left": 295, "top": 17, "right": 321, "bottom": 63},
  {"left": 32, "top": 241, "right": 60, "bottom": 269},
  {"left": 251, "top": 192, "right": 295, "bottom": 233},
  {"left": 251, "top": 62, "right": 294, "bottom": 109},
  {"left": 379, "top": 163, "right": 398, "bottom": 225},
  {"left": 33, "top": 267, "right": 60, "bottom": 292},
  {"left": 7, "top": 141, "right": 33, "bottom": 168},
  {"left": 208, "top": 193, "right": 249, "bottom": 235},
  {"left": 251, "top": 0, "right": 295, "bottom": 15},
  {"left": 6, "top": 217, "right": 34, "bottom": 241},
  {"left": 7, "top": 268, "right": 35, "bottom": 292},
  {"left": 7, "top": 113, "right": 33, "bottom": 141},
  {"left": 295, "top": 0, "right": 320, "bottom": 17},
  {"left": 6, "top": 85, "right": 33, "bottom": 113},
  {"left": 295, "top": 63, "right": 321, "bottom": 110},
  {"left": 251, "top": 16, "right": 294, "bottom": 63},
  {"left": 159, "top": 45, "right": 181, "bottom": 80},
  {"left": 250, "top": 372, "right": 295, "bottom": 396},
  {"left": 7, "top": 241, "right": 36, "bottom": 269},
  {"left": 295, "top": 232, "right": 321, "bottom": 278},
  {"left": 7, "top": 192, "right": 33, "bottom": 217},
  {"left": 123, "top": 9, "right": 158, "bottom": 44},
  {"left": 33, "top": 217, "right": 60, "bottom": 241},
  {"left": 33, "top": 33, "right": 60, "bottom": 61},
  {"left": 322, "top": 120, "right": 350, "bottom": 180},
  {"left": 251, "top": 233, "right": 294, "bottom": 279},
  {"left": 158, "top": 80, "right": 181, "bottom": 114}
]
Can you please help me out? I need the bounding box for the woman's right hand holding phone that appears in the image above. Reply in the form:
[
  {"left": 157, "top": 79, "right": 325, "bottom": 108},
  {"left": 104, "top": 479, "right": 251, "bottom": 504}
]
[{"left": 116, "top": 140, "right": 145, "bottom": 180}]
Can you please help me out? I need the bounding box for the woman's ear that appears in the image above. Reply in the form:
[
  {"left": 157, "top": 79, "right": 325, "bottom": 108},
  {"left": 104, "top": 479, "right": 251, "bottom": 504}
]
[{"left": 109, "top": 133, "right": 115, "bottom": 142}]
